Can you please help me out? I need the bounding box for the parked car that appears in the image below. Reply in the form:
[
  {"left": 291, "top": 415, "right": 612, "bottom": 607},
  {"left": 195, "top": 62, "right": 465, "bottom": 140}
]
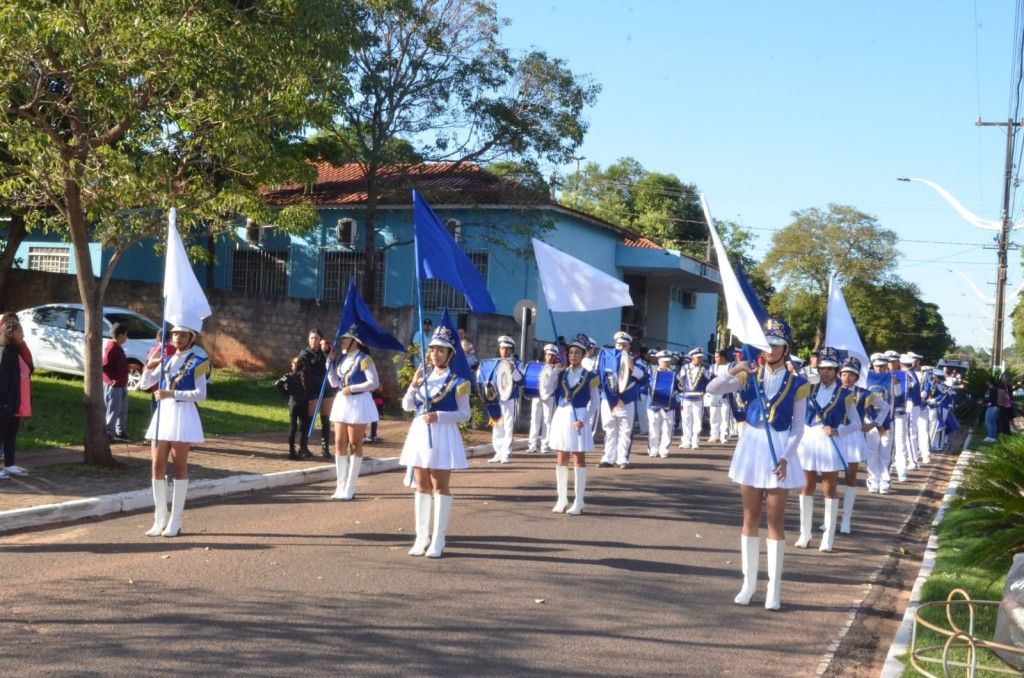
[{"left": 17, "top": 304, "right": 160, "bottom": 390}]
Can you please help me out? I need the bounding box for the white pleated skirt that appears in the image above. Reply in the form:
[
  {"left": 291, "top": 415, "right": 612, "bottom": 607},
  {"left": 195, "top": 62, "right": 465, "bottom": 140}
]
[
  {"left": 145, "top": 400, "right": 204, "bottom": 444},
  {"left": 329, "top": 391, "right": 379, "bottom": 425},
  {"left": 842, "top": 430, "right": 866, "bottom": 464},
  {"left": 399, "top": 419, "right": 468, "bottom": 470},
  {"left": 796, "top": 425, "right": 847, "bottom": 473},
  {"left": 547, "top": 405, "right": 594, "bottom": 452},
  {"left": 729, "top": 425, "right": 804, "bottom": 490}
]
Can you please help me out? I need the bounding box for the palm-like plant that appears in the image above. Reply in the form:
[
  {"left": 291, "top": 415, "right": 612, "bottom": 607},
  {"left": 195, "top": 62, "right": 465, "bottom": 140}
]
[{"left": 950, "top": 437, "right": 1024, "bottom": 569}]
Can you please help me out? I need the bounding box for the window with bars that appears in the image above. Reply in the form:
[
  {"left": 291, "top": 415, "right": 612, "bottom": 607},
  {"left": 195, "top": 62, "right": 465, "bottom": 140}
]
[
  {"left": 322, "top": 250, "right": 384, "bottom": 305},
  {"left": 232, "top": 248, "right": 289, "bottom": 297},
  {"left": 27, "top": 247, "right": 70, "bottom": 273},
  {"left": 423, "top": 251, "right": 488, "bottom": 311}
]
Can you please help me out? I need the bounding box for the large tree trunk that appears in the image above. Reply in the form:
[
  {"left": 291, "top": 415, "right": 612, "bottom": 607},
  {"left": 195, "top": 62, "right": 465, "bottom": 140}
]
[
  {"left": 64, "top": 182, "right": 117, "bottom": 468},
  {"left": 0, "top": 212, "right": 28, "bottom": 300}
]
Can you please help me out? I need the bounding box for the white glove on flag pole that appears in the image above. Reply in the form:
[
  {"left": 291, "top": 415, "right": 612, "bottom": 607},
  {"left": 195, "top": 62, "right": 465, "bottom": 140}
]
[
  {"left": 164, "top": 208, "right": 212, "bottom": 332},
  {"left": 531, "top": 238, "right": 632, "bottom": 311},
  {"left": 824, "top": 275, "right": 869, "bottom": 386},
  {"left": 700, "top": 195, "right": 770, "bottom": 352}
]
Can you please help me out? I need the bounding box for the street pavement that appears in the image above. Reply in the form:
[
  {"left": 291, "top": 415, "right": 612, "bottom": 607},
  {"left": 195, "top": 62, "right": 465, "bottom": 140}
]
[{"left": 0, "top": 438, "right": 946, "bottom": 676}]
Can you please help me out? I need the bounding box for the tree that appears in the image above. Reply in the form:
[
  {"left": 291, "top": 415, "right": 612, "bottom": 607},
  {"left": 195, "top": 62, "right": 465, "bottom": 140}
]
[
  {"left": 559, "top": 157, "right": 706, "bottom": 258},
  {"left": 761, "top": 204, "right": 899, "bottom": 348},
  {"left": 0, "top": 0, "right": 356, "bottom": 466},
  {"left": 310, "top": 0, "right": 600, "bottom": 298}
]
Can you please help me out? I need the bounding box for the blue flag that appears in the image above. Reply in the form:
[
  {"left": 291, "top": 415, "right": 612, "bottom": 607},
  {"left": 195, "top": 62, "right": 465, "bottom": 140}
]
[
  {"left": 413, "top": 190, "right": 496, "bottom": 313},
  {"left": 735, "top": 263, "right": 768, "bottom": 363},
  {"left": 438, "top": 308, "right": 472, "bottom": 381},
  {"left": 336, "top": 278, "right": 405, "bottom": 352}
]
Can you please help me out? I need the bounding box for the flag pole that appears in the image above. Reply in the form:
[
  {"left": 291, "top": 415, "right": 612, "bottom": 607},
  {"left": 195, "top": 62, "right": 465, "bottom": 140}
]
[
  {"left": 154, "top": 209, "right": 178, "bottom": 448},
  {"left": 307, "top": 277, "right": 353, "bottom": 440},
  {"left": 546, "top": 307, "right": 579, "bottom": 423},
  {"left": 805, "top": 396, "right": 848, "bottom": 471},
  {"left": 413, "top": 232, "right": 434, "bottom": 447}
]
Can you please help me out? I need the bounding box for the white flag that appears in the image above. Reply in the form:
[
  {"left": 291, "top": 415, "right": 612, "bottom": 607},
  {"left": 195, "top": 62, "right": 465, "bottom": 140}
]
[
  {"left": 701, "top": 195, "right": 770, "bottom": 351},
  {"left": 824, "top": 275, "right": 868, "bottom": 386},
  {"left": 164, "top": 208, "right": 211, "bottom": 332},
  {"left": 532, "top": 238, "right": 633, "bottom": 312}
]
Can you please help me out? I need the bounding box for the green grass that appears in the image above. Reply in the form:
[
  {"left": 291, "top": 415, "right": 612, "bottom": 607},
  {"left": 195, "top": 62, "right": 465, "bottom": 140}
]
[
  {"left": 18, "top": 369, "right": 291, "bottom": 451},
  {"left": 901, "top": 433, "right": 1016, "bottom": 676}
]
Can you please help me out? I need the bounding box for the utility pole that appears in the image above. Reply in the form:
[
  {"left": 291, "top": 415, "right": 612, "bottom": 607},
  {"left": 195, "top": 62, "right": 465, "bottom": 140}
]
[{"left": 976, "top": 117, "right": 1022, "bottom": 370}]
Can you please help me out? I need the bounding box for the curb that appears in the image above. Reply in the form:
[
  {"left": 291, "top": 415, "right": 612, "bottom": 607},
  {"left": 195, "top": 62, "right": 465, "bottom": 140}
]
[
  {"left": 879, "top": 435, "right": 976, "bottom": 677},
  {"left": 0, "top": 439, "right": 527, "bottom": 536}
]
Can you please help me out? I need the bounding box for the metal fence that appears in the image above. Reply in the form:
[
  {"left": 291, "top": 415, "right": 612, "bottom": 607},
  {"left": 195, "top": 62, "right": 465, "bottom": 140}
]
[
  {"left": 231, "top": 247, "right": 289, "bottom": 297},
  {"left": 422, "top": 251, "right": 488, "bottom": 311}
]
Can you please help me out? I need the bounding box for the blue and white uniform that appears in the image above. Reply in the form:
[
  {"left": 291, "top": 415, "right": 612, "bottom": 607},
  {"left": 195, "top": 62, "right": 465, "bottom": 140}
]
[
  {"left": 141, "top": 350, "right": 210, "bottom": 443},
  {"left": 678, "top": 349, "right": 710, "bottom": 449},
  {"left": 328, "top": 349, "right": 380, "bottom": 425}
]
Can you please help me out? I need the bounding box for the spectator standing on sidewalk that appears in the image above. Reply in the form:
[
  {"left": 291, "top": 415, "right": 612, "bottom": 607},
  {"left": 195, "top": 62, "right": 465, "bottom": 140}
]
[
  {"left": 0, "top": 318, "right": 27, "bottom": 478},
  {"left": 998, "top": 372, "right": 1014, "bottom": 436},
  {"left": 102, "top": 323, "right": 130, "bottom": 442},
  {"left": 983, "top": 376, "right": 1000, "bottom": 442},
  {"left": 276, "top": 356, "right": 312, "bottom": 459},
  {"left": 299, "top": 328, "right": 334, "bottom": 459}
]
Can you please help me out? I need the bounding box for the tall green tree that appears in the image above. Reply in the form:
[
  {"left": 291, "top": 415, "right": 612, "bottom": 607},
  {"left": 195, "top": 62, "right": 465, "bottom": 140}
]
[
  {"left": 560, "top": 157, "right": 706, "bottom": 258},
  {"left": 0, "top": 0, "right": 356, "bottom": 466},
  {"left": 761, "top": 204, "right": 898, "bottom": 348},
  {"left": 310, "top": 0, "right": 599, "bottom": 298}
]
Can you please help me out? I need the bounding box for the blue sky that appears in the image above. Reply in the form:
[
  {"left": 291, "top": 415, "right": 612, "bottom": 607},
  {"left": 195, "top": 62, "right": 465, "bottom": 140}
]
[{"left": 498, "top": 1, "right": 1020, "bottom": 353}]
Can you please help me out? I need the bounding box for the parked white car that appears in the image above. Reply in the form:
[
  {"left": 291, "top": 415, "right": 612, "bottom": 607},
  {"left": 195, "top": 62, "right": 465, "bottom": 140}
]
[{"left": 16, "top": 304, "right": 160, "bottom": 390}]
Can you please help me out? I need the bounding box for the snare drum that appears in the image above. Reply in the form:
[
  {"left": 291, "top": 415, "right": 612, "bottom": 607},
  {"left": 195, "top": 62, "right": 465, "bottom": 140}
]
[{"left": 522, "top": 362, "right": 546, "bottom": 399}]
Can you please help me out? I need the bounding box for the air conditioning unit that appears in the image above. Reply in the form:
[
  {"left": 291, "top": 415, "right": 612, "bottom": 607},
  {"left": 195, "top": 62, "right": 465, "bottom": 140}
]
[
  {"left": 445, "top": 218, "right": 462, "bottom": 243},
  {"left": 244, "top": 218, "right": 260, "bottom": 244},
  {"left": 336, "top": 218, "right": 358, "bottom": 248}
]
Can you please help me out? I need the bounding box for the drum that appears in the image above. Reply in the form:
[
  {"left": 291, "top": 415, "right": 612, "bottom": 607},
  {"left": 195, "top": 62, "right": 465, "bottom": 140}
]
[
  {"left": 496, "top": 359, "right": 515, "bottom": 400},
  {"left": 650, "top": 370, "right": 676, "bottom": 409},
  {"left": 598, "top": 348, "right": 633, "bottom": 402},
  {"left": 522, "top": 362, "right": 546, "bottom": 399},
  {"left": 477, "top": 358, "right": 501, "bottom": 402}
]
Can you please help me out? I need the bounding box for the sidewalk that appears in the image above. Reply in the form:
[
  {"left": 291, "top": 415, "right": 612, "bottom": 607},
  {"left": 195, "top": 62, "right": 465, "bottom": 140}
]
[{"left": 0, "top": 420, "right": 495, "bottom": 531}]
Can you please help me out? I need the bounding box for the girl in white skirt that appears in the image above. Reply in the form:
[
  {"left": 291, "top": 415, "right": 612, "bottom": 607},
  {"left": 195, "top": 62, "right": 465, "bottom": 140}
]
[
  {"left": 836, "top": 356, "right": 889, "bottom": 536},
  {"left": 400, "top": 326, "right": 471, "bottom": 558},
  {"left": 707, "top": 317, "right": 809, "bottom": 611},
  {"left": 793, "top": 346, "right": 861, "bottom": 553},
  {"left": 549, "top": 334, "right": 600, "bottom": 515},
  {"left": 327, "top": 325, "right": 380, "bottom": 501},
  {"left": 139, "top": 325, "right": 211, "bottom": 538}
]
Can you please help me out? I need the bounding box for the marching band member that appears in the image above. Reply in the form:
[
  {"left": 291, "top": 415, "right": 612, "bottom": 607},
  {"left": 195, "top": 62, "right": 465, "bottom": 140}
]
[
  {"left": 140, "top": 325, "right": 211, "bottom": 537},
  {"left": 646, "top": 350, "right": 677, "bottom": 458},
  {"left": 526, "top": 344, "right": 560, "bottom": 455},
  {"left": 636, "top": 348, "right": 656, "bottom": 437},
  {"left": 400, "top": 326, "right": 471, "bottom": 558},
  {"left": 550, "top": 334, "right": 601, "bottom": 515},
  {"left": 707, "top": 317, "right": 808, "bottom": 611},
  {"left": 886, "top": 352, "right": 911, "bottom": 482},
  {"left": 926, "top": 372, "right": 952, "bottom": 451},
  {"left": 794, "top": 346, "right": 860, "bottom": 553},
  {"left": 837, "top": 356, "right": 889, "bottom": 534},
  {"left": 598, "top": 331, "right": 647, "bottom": 469},
  {"left": 678, "top": 347, "right": 710, "bottom": 449},
  {"left": 864, "top": 353, "right": 895, "bottom": 494},
  {"left": 487, "top": 335, "right": 523, "bottom": 464},
  {"left": 708, "top": 349, "right": 733, "bottom": 444},
  {"left": 899, "top": 353, "right": 924, "bottom": 468},
  {"left": 581, "top": 338, "right": 602, "bottom": 436},
  {"left": 326, "top": 325, "right": 379, "bottom": 500},
  {"left": 909, "top": 352, "right": 931, "bottom": 464},
  {"left": 799, "top": 353, "right": 819, "bottom": 381}
]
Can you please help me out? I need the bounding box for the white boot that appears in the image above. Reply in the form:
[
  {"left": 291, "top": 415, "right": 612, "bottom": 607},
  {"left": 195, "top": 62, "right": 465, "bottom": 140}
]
[
  {"left": 552, "top": 466, "right": 569, "bottom": 513},
  {"left": 331, "top": 454, "right": 349, "bottom": 499},
  {"left": 342, "top": 455, "right": 362, "bottom": 500},
  {"left": 408, "top": 491, "right": 432, "bottom": 556},
  {"left": 567, "top": 468, "right": 587, "bottom": 515},
  {"left": 425, "top": 494, "right": 452, "bottom": 558},
  {"left": 733, "top": 534, "right": 760, "bottom": 605},
  {"left": 161, "top": 478, "right": 188, "bottom": 537},
  {"left": 764, "top": 538, "right": 784, "bottom": 611},
  {"left": 145, "top": 478, "right": 168, "bottom": 537},
  {"left": 794, "top": 494, "right": 813, "bottom": 548},
  {"left": 819, "top": 497, "right": 838, "bottom": 552},
  {"left": 840, "top": 486, "right": 857, "bottom": 534},
  {"left": 403, "top": 465, "right": 415, "bottom": 488}
]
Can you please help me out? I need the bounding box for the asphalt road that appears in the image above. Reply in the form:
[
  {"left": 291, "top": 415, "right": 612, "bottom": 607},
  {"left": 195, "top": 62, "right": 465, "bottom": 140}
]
[{"left": 1, "top": 439, "right": 933, "bottom": 677}]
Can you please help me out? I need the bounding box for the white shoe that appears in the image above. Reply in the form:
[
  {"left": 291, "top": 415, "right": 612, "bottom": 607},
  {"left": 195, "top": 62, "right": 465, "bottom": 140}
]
[
  {"left": 794, "top": 495, "right": 813, "bottom": 548},
  {"left": 819, "top": 497, "right": 838, "bottom": 552},
  {"left": 425, "top": 494, "right": 452, "bottom": 558},
  {"left": 331, "top": 455, "right": 350, "bottom": 499},
  {"left": 408, "top": 492, "right": 432, "bottom": 556},
  {"left": 161, "top": 478, "right": 188, "bottom": 537},
  {"left": 658, "top": 452, "right": 669, "bottom": 458},
  {"left": 3, "top": 465, "right": 26, "bottom": 476},
  {"left": 487, "top": 454, "right": 502, "bottom": 463},
  {"left": 499, "top": 457, "right": 511, "bottom": 464},
  {"left": 0, "top": 469, "right": 9, "bottom": 479},
  {"left": 734, "top": 534, "right": 760, "bottom": 605},
  {"left": 840, "top": 486, "right": 857, "bottom": 534},
  {"left": 145, "top": 479, "right": 168, "bottom": 537},
  {"left": 567, "top": 468, "right": 587, "bottom": 515},
  {"left": 341, "top": 456, "right": 362, "bottom": 500},
  {"left": 764, "top": 539, "right": 784, "bottom": 610},
  {"left": 552, "top": 466, "right": 569, "bottom": 513},
  {"left": 691, "top": 439, "right": 700, "bottom": 449}
]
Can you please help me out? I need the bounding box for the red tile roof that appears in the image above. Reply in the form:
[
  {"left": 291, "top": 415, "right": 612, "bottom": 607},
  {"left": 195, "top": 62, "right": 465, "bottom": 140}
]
[
  {"left": 260, "top": 161, "right": 550, "bottom": 207},
  {"left": 622, "top": 235, "right": 663, "bottom": 250}
]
